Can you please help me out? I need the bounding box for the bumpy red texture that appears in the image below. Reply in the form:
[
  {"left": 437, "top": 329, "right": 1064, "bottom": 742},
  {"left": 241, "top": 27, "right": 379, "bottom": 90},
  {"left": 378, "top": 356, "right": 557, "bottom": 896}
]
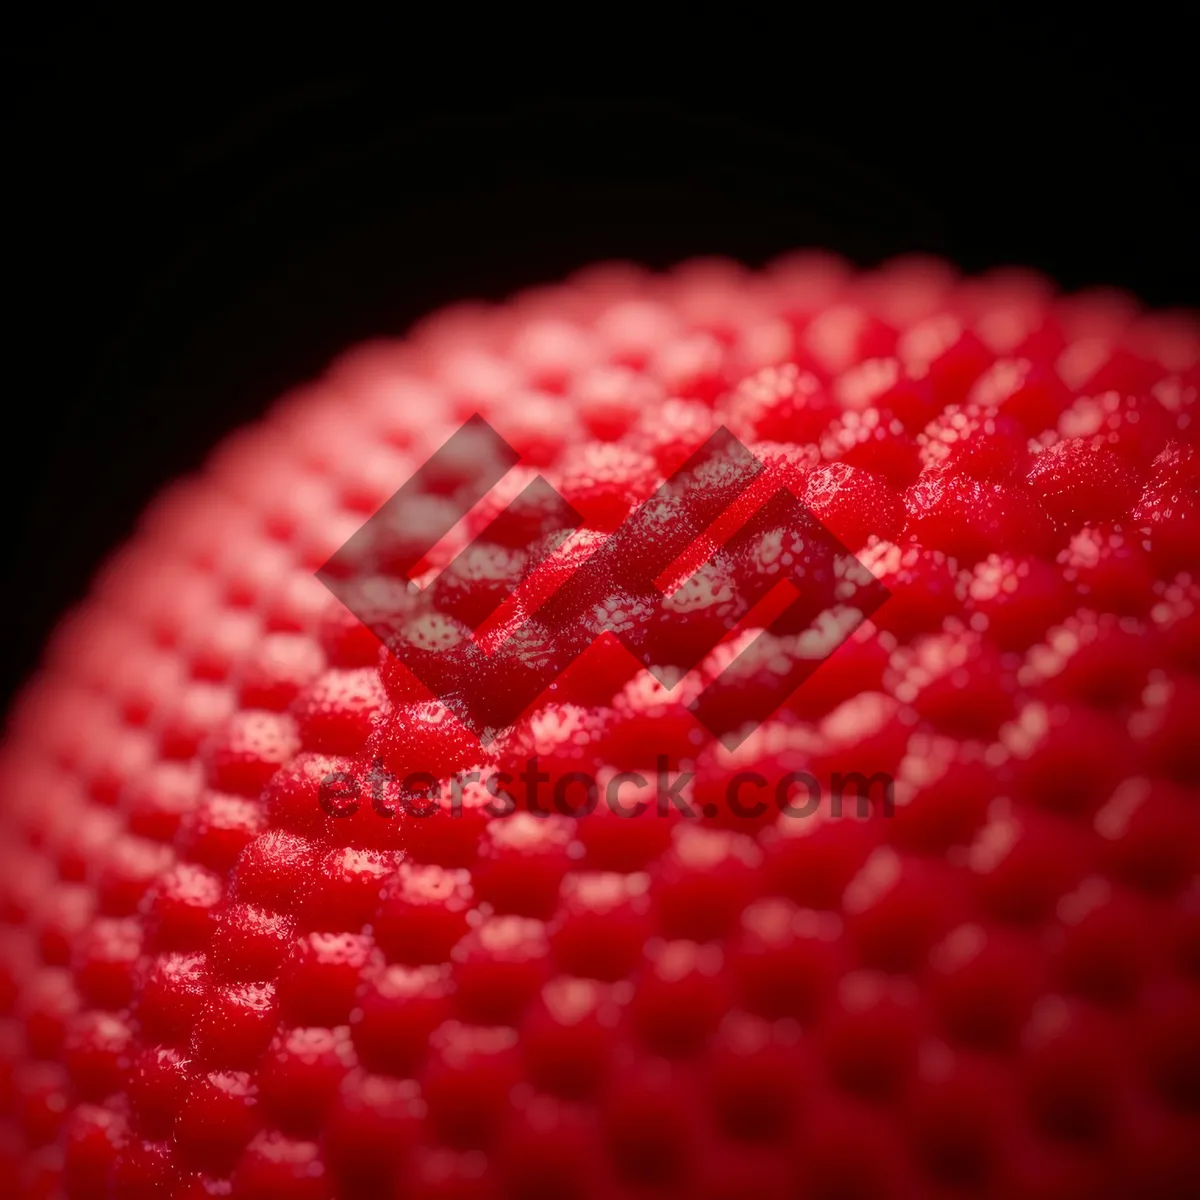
[{"left": 2, "top": 254, "right": 1200, "bottom": 1199}]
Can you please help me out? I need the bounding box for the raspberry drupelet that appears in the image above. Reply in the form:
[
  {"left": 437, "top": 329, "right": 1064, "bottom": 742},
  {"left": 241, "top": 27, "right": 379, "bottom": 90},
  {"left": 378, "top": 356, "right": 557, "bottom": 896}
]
[{"left": 1, "top": 253, "right": 1200, "bottom": 1199}]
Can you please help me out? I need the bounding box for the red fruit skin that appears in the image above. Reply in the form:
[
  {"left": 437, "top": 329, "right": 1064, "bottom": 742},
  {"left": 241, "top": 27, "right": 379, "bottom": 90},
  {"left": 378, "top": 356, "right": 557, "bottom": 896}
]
[{"left": 1, "top": 255, "right": 1199, "bottom": 1200}]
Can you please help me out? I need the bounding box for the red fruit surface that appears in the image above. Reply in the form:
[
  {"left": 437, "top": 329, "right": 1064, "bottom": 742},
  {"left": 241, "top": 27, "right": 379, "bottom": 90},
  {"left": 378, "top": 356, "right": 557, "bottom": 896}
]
[{"left": 2, "top": 254, "right": 1200, "bottom": 1199}]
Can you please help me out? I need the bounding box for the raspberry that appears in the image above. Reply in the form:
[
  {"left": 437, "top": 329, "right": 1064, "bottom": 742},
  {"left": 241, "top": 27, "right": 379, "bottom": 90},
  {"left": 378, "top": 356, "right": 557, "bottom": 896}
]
[
  {"left": 917, "top": 400, "right": 1031, "bottom": 481},
  {"left": 834, "top": 354, "right": 938, "bottom": 433},
  {"left": 1054, "top": 388, "right": 1178, "bottom": 467},
  {"left": 719, "top": 363, "right": 836, "bottom": 444},
  {"left": 1, "top": 255, "right": 1198, "bottom": 1200},
  {"left": 1027, "top": 435, "right": 1143, "bottom": 527},
  {"left": 904, "top": 472, "right": 1054, "bottom": 563},
  {"left": 820, "top": 404, "right": 922, "bottom": 488},
  {"left": 802, "top": 461, "right": 905, "bottom": 549},
  {"left": 428, "top": 542, "right": 528, "bottom": 629},
  {"left": 553, "top": 442, "right": 659, "bottom": 530},
  {"left": 968, "top": 356, "right": 1073, "bottom": 435},
  {"left": 1134, "top": 440, "right": 1200, "bottom": 573},
  {"left": 288, "top": 669, "right": 389, "bottom": 756}
]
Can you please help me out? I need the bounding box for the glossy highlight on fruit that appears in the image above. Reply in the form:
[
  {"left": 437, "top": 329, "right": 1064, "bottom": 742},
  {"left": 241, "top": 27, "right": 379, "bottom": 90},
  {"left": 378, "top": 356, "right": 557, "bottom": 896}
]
[{"left": 2, "top": 254, "right": 1199, "bottom": 1199}]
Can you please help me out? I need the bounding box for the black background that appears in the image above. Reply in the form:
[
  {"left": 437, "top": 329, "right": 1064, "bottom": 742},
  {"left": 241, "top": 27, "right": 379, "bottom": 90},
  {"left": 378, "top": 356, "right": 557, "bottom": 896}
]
[{"left": 2, "top": 11, "right": 1196, "bottom": 713}]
